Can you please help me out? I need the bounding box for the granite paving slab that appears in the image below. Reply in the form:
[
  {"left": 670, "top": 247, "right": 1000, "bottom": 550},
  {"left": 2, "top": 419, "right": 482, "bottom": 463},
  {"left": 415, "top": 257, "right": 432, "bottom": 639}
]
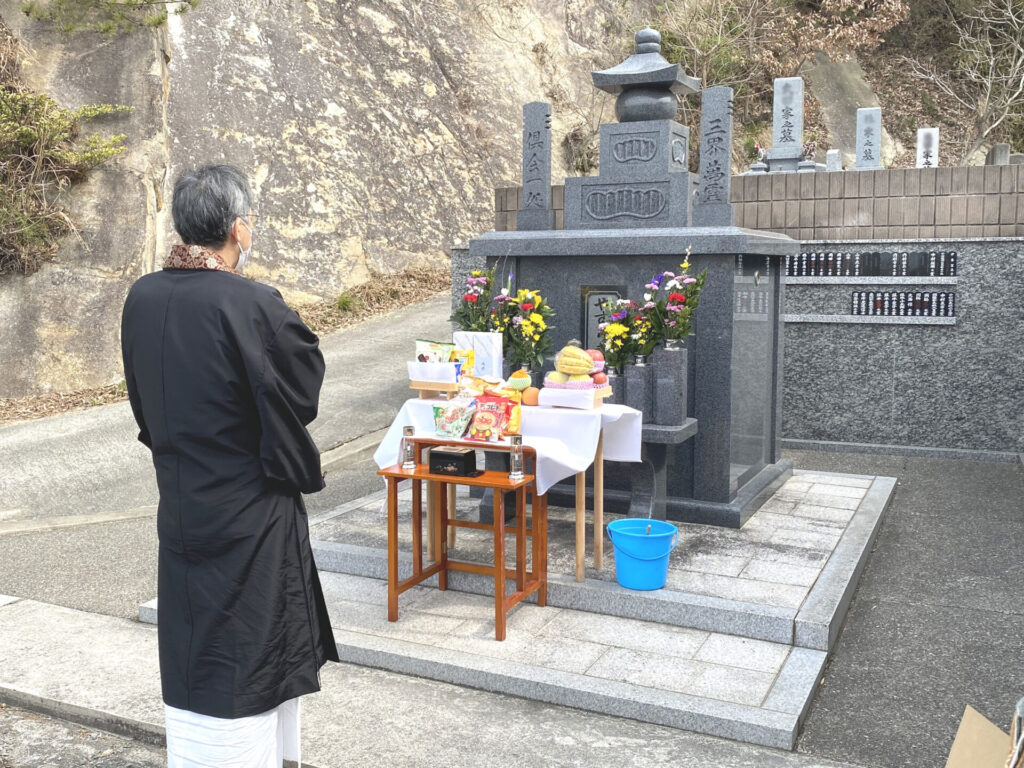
[
  {"left": 309, "top": 471, "right": 895, "bottom": 648},
  {"left": 316, "top": 571, "right": 824, "bottom": 749},
  {"left": 0, "top": 596, "right": 859, "bottom": 766}
]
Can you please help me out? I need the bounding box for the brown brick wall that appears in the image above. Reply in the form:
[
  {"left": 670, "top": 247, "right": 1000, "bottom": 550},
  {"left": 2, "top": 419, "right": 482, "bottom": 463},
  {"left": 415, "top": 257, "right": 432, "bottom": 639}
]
[{"left": 494, "top": 165, "right": 1024, "bottom": 239}]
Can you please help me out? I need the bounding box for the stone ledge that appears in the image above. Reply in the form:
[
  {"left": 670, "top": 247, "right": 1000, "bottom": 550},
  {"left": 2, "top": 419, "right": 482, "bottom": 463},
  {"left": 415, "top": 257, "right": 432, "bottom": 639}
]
[
  {"left": 785, "top": 276, "right": 959, "bottom": 285},
  {"left": 331, "top": 627, "right": 804, "bottom": 750},
  {"left": 794, "top": 476, "right": 895, "bottom": 650},
  {"left": 308, "top": 540, "right": 797, "bottom": 644}
]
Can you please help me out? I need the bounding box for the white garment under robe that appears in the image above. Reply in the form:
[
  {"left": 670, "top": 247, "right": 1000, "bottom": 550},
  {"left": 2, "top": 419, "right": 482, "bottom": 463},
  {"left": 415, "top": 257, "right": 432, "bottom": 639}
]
[{"left": 165, "top": 697, "right": 301, "bottom": 767}]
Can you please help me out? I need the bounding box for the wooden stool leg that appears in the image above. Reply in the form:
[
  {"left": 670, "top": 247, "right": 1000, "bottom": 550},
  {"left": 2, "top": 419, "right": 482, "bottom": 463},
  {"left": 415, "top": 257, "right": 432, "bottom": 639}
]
[
  {"left": 530, "top": 486, "right": 540, "bottom": 585},
  {"left": 539, "top": 493, "right": 548, "bottom": 606},
  {"left": 515, "top": 485, "right": 526, "bottom": 593},
  {"left": 426, "top": 479, "right": 437, "bottom": 562},
  {"left": 436, "top": 481, "right": 448, "bottom": 591},
  {"left": 575, "top": 471, "right": 586, "bottom": 582},
  {"left": 493, "top": 488, "right": 507, "bottom": 641},
  {"left": 446, "top": 484, "right": 457, "bottom": 550},
  {"left": 594, "top": 431, "right": 604, "bottom": 571},
  {"left": 387, "top": 478, "right": 399, "bottom": 622},
  {"left": 412, "top": 479, "right": 423, "bottom": 576}
]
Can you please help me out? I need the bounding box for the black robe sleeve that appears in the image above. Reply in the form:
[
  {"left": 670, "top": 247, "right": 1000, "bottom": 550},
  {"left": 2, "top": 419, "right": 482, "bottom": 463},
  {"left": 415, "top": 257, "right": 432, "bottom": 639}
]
[
  {"left": 120, "top": 309, "right": 152, "bottom": 449},
  {"left": 255, "top": 309, "right": 327, "bottom": 495}
]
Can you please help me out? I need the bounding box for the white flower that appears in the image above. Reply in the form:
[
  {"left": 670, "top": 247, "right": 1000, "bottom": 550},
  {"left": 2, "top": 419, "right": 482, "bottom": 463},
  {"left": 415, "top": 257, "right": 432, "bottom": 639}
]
[
  {"left": 500, "top": 288, "right": 509, "bottom": 296},
  {"left": 643, "top": 292, "right": 652, "bottom": 302}
]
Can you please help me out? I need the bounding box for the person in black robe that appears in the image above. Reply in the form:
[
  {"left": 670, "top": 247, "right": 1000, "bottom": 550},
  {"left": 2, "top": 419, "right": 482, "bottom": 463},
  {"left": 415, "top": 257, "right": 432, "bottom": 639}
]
[{"left": 120, "top": 165, "right": 338, "bottom": 758}]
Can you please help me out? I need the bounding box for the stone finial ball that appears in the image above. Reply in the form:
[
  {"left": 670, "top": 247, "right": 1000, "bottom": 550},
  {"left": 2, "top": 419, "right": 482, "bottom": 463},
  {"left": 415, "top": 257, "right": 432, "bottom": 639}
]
[{"left": 635, "top": 27, "right": 661, "bottom": 54}]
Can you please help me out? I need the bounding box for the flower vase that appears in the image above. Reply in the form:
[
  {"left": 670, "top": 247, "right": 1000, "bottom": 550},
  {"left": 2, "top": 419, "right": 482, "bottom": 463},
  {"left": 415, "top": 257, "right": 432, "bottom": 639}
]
[
  {"left": 651, "top": 342, "right": 689, "bottom": 426},
  {"left": 624, "top": 358, "right": 654, "bottom": 420},
  {"left": 605, "top": 370, "right": 624, "bottom": 405}
]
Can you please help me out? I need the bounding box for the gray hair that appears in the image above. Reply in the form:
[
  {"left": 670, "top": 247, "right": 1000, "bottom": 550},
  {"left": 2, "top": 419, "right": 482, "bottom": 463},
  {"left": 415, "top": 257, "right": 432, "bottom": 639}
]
[{"left": 171, "top": 165, "right": 253, "bottom": 247}]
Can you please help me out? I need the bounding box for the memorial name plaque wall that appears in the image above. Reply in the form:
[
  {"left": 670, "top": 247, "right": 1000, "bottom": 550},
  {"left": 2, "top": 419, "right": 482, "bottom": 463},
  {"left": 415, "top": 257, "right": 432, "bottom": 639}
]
[{"left": 786, "top": 251, "right": 959, "bottom": 277}]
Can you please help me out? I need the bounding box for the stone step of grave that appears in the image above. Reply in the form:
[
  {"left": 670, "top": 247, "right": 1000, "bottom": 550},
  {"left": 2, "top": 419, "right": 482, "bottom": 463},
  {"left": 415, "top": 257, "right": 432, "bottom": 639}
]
[
  {"left": 2, "top": 595, "right": 867, "bottom": 766},
  {"left": 303, "top": 471, "right": 895, "bottom": 650},
  {"left": 136, "top": 573, "right": 827, "bottom": 750}
]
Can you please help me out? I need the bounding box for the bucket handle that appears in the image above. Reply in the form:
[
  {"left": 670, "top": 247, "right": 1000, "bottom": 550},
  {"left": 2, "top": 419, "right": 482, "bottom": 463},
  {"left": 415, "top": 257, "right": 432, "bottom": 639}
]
[{"left": 607, "top": 528, "right": 678, "bottom": 560}]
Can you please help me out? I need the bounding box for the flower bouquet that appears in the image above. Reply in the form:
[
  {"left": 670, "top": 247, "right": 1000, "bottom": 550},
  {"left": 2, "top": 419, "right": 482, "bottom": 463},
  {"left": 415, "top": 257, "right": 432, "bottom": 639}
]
[
  {"left": 451, "top": 269, "right": 493, "bottom": 332},
  {"left": 498, "top": 286, "right": 555, "bottom": 372},
  {"left": 597, "top": 299, "right": 636, "bottom": 374},
  {"left": 657, "top": 253, "right": 706, "bottom": 345}
]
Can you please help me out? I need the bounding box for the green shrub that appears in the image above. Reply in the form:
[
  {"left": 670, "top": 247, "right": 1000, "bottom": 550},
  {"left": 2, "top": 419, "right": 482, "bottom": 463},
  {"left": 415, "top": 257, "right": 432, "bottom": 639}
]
[
  {"left": 335, "top": 293, "right": 362, "bottom": 313},
  {"left": 0, "top": 24, "right": 131, "bottom": 275},
  {"left": 20, "top": 0, "right": 199, "bottom": 35}
]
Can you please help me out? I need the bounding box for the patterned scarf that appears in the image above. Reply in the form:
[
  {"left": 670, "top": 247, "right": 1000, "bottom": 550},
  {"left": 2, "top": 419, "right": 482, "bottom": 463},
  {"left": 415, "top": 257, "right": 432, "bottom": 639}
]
[{"left": 163, "top": 243, "right": 236, "bottom": 273}]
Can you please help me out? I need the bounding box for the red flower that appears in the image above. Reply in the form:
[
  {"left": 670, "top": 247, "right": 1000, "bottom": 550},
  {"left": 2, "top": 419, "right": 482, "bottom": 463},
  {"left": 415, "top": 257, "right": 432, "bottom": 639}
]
[
  {"left": 520, "top": 302, "right": 534, "bottom": 310},
  {"left": 669, "top": 292, "right": 687, "bottom": 303},
  {"left": 464, "top": 293, "right": 478, "bottom": 303}
]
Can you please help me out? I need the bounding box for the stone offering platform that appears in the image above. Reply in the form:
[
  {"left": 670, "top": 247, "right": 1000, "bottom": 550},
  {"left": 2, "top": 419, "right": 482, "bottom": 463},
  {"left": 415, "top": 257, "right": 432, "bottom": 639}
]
[
  {"left": 136, "top": 470, "right": 893, "bottom": 750},
  {"left": 303, "top": 470, "right": 892, "bottom": 749}
]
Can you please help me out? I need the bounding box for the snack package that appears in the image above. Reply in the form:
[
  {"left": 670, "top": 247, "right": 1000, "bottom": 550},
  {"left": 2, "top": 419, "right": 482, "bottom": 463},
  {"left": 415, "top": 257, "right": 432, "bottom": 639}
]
[
  {"left": 432, "top": 399, "right": 476, "bottom": 439},
  {"left": 450, "top": 349, "right": 475, "bottom": 377},
  {"left": 415, "top": 339, "right": 455, "bottom": 363},
  {"left": 505, "top": 402, "right": 521, "bottom": 436},
  {"left": 466, "top": 395, "right": 509, "bottom": 442}
]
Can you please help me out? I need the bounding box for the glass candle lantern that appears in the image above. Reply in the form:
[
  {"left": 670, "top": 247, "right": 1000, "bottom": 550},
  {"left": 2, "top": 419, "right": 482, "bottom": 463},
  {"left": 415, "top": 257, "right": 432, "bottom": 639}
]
[
  {"left": 400, "top": 426, "right": 416, "bottom": 470},
  {"left": 508, "top": 435, "right": 524, "bottom": 481}
]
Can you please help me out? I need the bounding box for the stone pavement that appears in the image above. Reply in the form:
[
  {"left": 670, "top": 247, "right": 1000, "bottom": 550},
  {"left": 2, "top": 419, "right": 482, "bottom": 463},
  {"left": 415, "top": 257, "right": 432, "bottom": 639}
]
[{"left": 0, "top": 595, "right": 859, "bottom": 768}]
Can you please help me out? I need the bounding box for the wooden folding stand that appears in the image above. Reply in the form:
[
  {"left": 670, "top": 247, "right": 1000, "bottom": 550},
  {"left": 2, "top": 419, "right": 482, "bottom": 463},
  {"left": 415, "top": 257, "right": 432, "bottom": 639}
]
[{"left": 377, "top": 459, "right": 548, "bottom": 641}]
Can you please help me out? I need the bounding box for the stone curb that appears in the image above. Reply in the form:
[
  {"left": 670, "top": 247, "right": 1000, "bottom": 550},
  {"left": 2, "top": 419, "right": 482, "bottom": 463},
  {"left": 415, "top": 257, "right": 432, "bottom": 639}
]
[
  {"left": 784, "top": 438, "right": 1020, "bottom": 463},
  {"left": 309, "top": 540, "right": 796, "bottom": 644},
  {"left": 793, "top": 476, "right": 896, "bottom": 650},
  {"left": 331, "top": 627, "right": 803, "bottom": 750}
]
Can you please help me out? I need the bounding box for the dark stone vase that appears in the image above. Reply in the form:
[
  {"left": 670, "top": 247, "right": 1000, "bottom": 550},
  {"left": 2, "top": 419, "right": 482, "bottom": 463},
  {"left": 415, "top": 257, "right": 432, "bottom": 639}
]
[
  {"left": 624, "top": 359, "right": 654, "bottom": 420},
  {"left": 651, "top": 344, "right": 688, "bottom": 426}
]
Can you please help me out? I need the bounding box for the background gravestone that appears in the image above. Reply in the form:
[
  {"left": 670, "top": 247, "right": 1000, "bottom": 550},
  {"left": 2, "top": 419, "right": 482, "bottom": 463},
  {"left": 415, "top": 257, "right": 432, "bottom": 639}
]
[
  {"left": 826, "top": 149, "right": 842, "bottom": 172},
  {"left": 916, "top": 127, "right": 939, "bottom": 168},
  {"left": 855, "top": 107, "right": 883, "bottom": 169},
  {"left": 764, "top": 77, "right": 804, "bottom": 172},
  {"left": 985, "top": 143, "right": 1010, "bottom": 166},
  {"left": 516, "top": 101, "right": 555, "bottom": 231}
]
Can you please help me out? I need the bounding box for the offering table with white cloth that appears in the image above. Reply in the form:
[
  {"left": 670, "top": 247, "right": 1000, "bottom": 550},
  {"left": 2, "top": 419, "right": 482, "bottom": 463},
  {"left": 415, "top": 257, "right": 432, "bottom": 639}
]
[{"left": 374, "top": 400, "right": 643, "bottom": 581}]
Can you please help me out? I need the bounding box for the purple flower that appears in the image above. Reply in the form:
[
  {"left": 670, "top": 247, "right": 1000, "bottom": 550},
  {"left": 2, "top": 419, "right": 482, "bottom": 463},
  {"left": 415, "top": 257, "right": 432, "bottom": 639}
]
[
  {"left": 662, "top": 271, "right": 675, "bottom": 279},
  {"left": 666, "top": 320, "right": 677, "bottom": 327},
  {"left": 653, "top": 273, "right": 664, "bottom": 287},
  {"left": 643, "top": 301, "right": 656, "bottom": 309},
  {"left": 512, "top": 315, "right": 523, "bottom": 325},
  {"left": 683, "top": 277, "right": 697, "bottom": 284},
  {"left": 644, "top": 283, "right": 657, "bottom": 290},
  {"left": 611, "top": 310, "right": 627, "bottom": 321}
]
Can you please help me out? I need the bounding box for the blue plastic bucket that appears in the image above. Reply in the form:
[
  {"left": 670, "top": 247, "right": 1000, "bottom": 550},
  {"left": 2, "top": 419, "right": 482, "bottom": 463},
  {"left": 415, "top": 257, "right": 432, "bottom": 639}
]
[{"left": 606, "top": 518, "right": 679, "bottom": 590}]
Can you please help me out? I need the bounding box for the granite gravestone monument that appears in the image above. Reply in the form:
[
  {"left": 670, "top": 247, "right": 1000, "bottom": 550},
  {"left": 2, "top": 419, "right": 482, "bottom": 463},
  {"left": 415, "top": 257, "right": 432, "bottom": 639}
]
[
  {"left": 764, "top": 77, "right": 804, "bottom": 172},
  {"left": 826, "top": 148, "right": 842, "bottom": 172},
  {"left": 470, "top": 27, "right": 796, "bottom": 526},
  {"left": 916, "top": 127, "right": 939, "bottom": 168},
  {"left": 516, "top": 101, "right": 555, "bottom": 231},
  {"left": 564, "top": 28, "right": 700, "bottom": 230},
  {"left": 692, "top": 85, "right": 734, "bottom": 227},
  {"left": 856, "top": 107, "right": 883, "bottom": 170}
]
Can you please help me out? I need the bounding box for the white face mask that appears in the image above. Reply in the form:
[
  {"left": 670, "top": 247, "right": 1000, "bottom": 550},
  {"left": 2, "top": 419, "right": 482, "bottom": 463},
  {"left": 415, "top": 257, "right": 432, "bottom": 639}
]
[{"left": 236, "top": 219, "right": 253, "bottom": 273}]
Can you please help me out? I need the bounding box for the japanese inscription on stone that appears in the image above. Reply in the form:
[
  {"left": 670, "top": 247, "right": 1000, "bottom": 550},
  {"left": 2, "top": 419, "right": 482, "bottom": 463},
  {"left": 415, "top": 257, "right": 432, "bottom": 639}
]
[
  {"left": 693, "top": 85, "right": 734, "bottom": 227},
  {"left": 516, "top": 101, "right": 555, "bottom": 230},
  {"left": 856, "top": 107, "right": 882, "bottom": 169},
  {"left": 916, "top": 127, "right": 939, "bottom": 168},
  {"left": 772, "top": 78, "right": 804, "bottom": 148}
]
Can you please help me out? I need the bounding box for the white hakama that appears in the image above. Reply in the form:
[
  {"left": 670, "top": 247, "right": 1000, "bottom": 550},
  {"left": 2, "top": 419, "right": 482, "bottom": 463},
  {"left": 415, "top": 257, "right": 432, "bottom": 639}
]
[{"left": 165, "top": 697, "right": 301, "bottom": 767}]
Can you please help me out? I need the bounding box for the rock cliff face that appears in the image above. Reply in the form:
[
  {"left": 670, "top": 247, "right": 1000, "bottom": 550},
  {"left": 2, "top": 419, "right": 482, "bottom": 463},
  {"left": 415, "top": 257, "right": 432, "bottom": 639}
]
[{"left": 0, "top": 0, "right": 622, "bottom": 396}]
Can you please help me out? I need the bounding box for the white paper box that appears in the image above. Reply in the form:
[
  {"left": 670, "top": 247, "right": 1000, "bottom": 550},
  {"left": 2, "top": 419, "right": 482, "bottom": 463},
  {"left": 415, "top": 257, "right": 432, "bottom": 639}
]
[
  {"left": 537, "top": 388, "right": 600, "bottom": 410},
  {"left": 453, "top": 331, "right": 503, "bottom": 379},
  {"left": 407, "top": 361, "right": 458, "bottom": 383}
]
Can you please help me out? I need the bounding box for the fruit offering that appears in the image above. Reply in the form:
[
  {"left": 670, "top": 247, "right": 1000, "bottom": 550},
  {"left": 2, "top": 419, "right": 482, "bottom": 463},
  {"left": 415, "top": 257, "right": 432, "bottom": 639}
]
[
  {"left": 554, "top": 345, "right": 596, "bottom": 376},
  {"left": 507, "top": 368, "right": 532, "bottom": 391},
  {"left": 585, "top": 349, "right": 605, "bottom": 373}
]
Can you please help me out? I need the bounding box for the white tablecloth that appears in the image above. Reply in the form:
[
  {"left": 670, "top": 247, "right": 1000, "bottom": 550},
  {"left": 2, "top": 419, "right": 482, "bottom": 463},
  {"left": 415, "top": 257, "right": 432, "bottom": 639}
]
[{"left": 373, "top": 400, "right": 642, "bottom": 495}]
